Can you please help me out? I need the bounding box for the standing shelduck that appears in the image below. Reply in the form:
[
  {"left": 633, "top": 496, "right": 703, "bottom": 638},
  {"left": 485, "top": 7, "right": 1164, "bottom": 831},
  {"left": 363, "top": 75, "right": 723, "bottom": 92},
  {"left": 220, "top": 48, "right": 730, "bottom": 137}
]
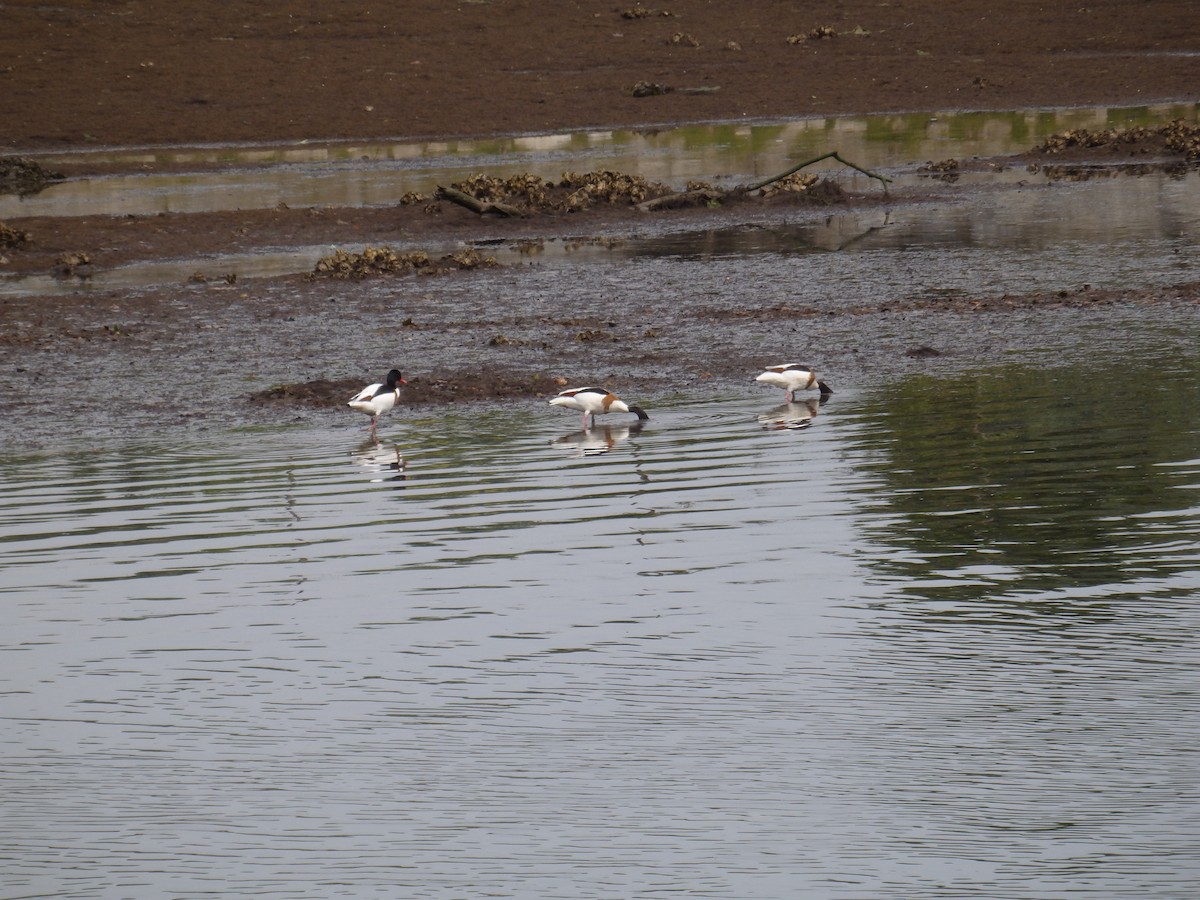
[
  {"left": 755, "top": 364, "right": 833, "bottom": 402},
  {"left": 549, "top": 386, "right": 649, "bottom": 429},
  {"left": 348, "top": 368, "right": 407, "bottom": 431}
]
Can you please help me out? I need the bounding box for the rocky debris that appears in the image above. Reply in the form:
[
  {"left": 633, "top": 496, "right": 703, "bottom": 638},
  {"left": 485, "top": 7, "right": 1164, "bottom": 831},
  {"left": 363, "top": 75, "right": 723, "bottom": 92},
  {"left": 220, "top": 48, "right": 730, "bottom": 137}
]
[{"left": 0, "top": 156, "right": 65, "bottom": 195}]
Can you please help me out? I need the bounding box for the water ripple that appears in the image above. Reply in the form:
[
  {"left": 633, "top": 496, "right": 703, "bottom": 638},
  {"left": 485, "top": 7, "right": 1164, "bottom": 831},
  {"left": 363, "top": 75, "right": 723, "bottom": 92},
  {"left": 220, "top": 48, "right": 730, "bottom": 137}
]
[{"left": 2, "top": 378, "right": 1199, "bottom": 897}]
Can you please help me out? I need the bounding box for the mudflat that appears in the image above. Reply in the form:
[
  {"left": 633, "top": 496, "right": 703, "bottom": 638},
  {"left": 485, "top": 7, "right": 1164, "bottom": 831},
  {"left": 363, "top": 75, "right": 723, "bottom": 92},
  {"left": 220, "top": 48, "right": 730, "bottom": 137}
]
[{"left": 3, "top": 1, "right": 1198, "bottom": 149}]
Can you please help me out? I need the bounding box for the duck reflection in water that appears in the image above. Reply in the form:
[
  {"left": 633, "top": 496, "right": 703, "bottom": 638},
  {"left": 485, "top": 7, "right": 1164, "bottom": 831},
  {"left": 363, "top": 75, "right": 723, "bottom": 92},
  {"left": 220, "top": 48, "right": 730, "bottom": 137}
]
[
  {"left": 552, "top": 422, "right": 646, "bottom": 457},
  {"left": 757, "top": 397, "right": 824, "bottom": 431},
  {"left": 353, "top": 436, "right": 408, "bottom": 482}
]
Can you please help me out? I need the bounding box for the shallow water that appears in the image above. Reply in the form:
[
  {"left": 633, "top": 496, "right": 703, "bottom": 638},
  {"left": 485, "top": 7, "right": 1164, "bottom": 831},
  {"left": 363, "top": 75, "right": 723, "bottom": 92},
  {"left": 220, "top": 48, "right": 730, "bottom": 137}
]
[
  {"left": 3, "top": 167, "right": 1198, "bottom": 300},
  {"left": 3, "top": 350, "right": 1199, "bottom": 897},
  {"left": 3, "top": 108, "right": 1199, "bottom": 304},
  {"left": 3, "top": 102, "right": 1199, "bottom": 301}
]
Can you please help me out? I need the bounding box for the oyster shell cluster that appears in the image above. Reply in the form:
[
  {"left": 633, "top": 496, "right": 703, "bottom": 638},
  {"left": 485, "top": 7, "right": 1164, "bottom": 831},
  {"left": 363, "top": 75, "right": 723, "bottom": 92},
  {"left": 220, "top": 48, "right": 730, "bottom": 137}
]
[
  {"left": 559, "top": 170, "right": 665, "bottom": 208},
  {"left": 312, "top": 246, "right": 499, "bottom": 279},
  {"left": 454, "top": 173, "right": 553, "bottom": 208},
  {"left": 451, "top": 170, "right": 672, "bottom": 213},
  {"left": 917, "top": 158, "right": 961, "bottom": 181},
  {"left": 0, "top": 221, "right": 32, "bottom": 248},
  {"left": 631, "top": 80, "right": 672, "bottom": 97},
  {"left": 787, "top": 25, "right": 867, "bottom": 43},
  {"left": 1036, "top": 120, "right": 1200, "bottom": 161},
  {"left": 620, "top": 5, "right": 671, "bottom": 19},
  {"left": 788, "top": 25, "right": 837, "bottom": 42},
  {"left": 758, "top": 172, "right": 822, "bottom": 197}
]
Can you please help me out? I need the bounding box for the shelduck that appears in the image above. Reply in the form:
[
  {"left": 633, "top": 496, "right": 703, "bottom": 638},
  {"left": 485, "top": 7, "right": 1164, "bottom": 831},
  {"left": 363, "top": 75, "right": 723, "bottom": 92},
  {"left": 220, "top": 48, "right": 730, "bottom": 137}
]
[
  {"left": 348, "top": 369, "right": 407, "bottom": 430},
  {"left": 755, "top": 364, "right": 833, "bottom": 402},
  {"left": 549, "top": 386, "right": 649, "bottom": 429}
]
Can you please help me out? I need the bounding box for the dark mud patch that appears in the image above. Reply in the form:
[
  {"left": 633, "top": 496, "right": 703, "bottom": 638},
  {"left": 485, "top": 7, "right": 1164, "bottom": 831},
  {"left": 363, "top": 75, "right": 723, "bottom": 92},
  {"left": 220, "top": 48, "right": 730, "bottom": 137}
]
[
  {"left": 251, "top": 369, "right": 568, "bottom": 409},
  {"left": 700, "top": 282, "right": 1200, "bottom": 321},
  {"left": 905, "top": 345, "right": 943, "bottom": 358}
]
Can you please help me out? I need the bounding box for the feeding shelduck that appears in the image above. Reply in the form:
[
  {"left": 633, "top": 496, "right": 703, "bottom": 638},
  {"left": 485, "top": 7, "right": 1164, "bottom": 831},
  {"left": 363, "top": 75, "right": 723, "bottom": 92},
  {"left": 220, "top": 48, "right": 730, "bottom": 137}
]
[
  {"left": 549, "top": 386, "right": 649, "bottom": 429},
  {"left": 348, "top": 368, "right": 407, "bottom": 430},
  {"left": 755, "top": 364, "right": 832, "bottom": 402}
]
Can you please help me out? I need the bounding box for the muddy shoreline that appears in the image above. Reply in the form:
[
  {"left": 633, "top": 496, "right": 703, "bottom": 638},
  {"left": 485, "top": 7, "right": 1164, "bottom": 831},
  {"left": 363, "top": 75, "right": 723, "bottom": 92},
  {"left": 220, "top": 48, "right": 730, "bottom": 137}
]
[{"left": 2, "top": 2, "right": 1199, "bottom": 445}]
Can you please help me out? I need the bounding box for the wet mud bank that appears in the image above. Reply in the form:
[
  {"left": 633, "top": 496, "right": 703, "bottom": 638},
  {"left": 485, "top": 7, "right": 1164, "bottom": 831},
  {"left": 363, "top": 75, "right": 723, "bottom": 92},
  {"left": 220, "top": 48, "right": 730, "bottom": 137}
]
[
  {"left": 4, "top": 245, "right": 1197, "bottom": 448},
  {"left": 3, "top": 115, "right": 1199, "bottom": 447},
  {"left": 248, "top": 278, "right": 1200, "bottom": 409}
]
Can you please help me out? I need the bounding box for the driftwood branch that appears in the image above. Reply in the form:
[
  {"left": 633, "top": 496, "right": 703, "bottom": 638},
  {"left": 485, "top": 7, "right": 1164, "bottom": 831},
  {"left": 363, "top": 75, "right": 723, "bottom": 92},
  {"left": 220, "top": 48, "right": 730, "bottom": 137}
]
[
  {"left": 636, "top": 188, "right": 724, "bottom": 212},
  {"left": 743, "top": 151, "right": 892, "bottom": 194},
  {"left": 435, "top": 185, "right": 525, "bottom": 217},
  {"left": 635, "top": 150, "right": 891, "bottom": 213}
]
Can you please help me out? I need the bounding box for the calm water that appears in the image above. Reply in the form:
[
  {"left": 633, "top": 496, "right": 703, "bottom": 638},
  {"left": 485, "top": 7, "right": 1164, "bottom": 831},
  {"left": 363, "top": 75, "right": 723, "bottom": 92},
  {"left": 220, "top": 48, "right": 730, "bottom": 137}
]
[{"left": 3, "top": 353, "right": 1199, "bottom": 897}]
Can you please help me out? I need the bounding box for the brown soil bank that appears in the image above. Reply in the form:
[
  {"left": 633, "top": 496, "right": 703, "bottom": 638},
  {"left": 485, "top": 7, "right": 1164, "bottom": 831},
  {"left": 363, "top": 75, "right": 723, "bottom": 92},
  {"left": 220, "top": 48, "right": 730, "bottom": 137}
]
[{"left": 2, "top": 0, "right": 1198, "bottom": 152}]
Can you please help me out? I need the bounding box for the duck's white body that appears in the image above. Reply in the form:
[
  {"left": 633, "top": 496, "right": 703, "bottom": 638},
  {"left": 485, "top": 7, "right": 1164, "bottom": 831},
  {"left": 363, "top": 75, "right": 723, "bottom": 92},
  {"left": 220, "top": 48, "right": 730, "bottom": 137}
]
[
  {"left": 348, "top": 369, "right": 406, "bottom": 430},
  {"left": 550, "top": 386, "right": 649, "bottom": 429},
  {"left": 755, "top": 364, "right": 832, "bottom": 402}
]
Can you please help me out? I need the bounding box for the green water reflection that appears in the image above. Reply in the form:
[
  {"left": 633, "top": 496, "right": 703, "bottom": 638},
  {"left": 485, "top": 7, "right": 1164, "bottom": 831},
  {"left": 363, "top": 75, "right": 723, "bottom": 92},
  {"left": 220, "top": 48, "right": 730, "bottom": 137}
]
[
  {"left": 853, "top": 354, "right": 1200, "bottom": 608},
  {"left": 35, "top": 101, "right": 1198, "bottom": 172}
]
